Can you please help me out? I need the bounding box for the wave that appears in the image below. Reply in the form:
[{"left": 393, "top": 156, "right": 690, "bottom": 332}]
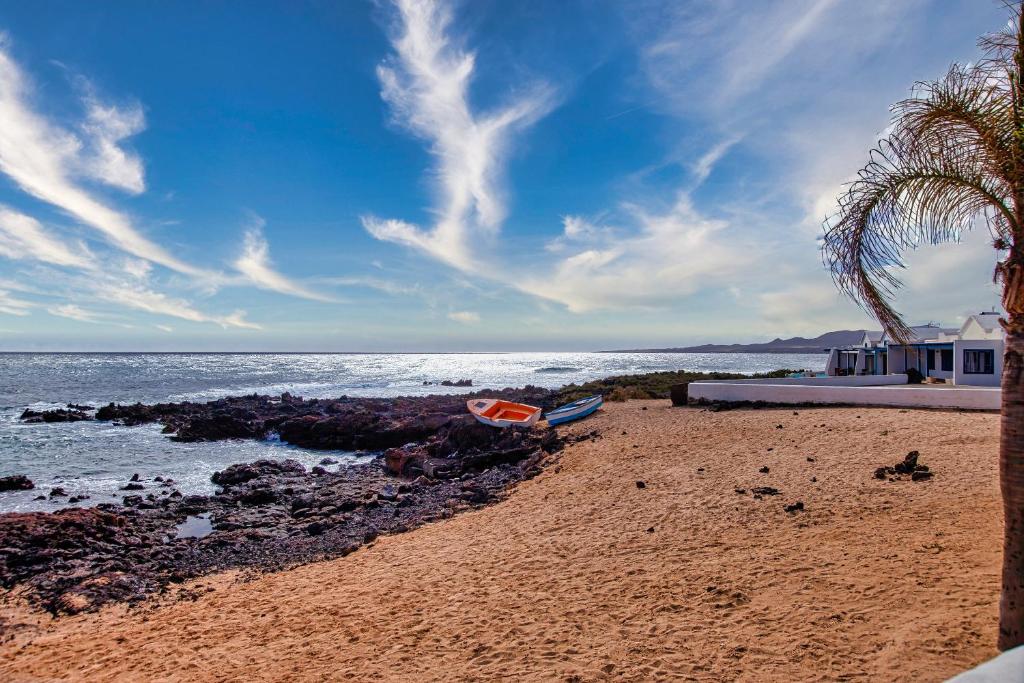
[{"left": 534, "top": 366, "right": 580, "bottom": 374}]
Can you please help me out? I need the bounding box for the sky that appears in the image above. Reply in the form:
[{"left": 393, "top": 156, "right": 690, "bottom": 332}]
[{"left": 0, "top": 0, "right": 1009, "bottom": 351}]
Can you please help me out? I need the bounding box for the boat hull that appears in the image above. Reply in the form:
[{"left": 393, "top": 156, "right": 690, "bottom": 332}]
[{"left": 545, "top": 395, "right": 603, "bottom": 425}]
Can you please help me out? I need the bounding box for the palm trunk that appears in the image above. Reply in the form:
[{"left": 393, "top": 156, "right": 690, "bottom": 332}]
[{"left": 1000, "top": 324, "right": 1024, "bottom": 650}]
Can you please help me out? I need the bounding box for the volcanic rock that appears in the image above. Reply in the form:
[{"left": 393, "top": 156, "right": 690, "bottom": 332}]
[{"left": 0, "top": 475, "right": 34, "bottom": 491}]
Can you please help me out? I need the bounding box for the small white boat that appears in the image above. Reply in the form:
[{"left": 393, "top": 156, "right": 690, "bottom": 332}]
[
  {"left": 545, "top": 395, "right": 603, "bottom": 426},
  {"left": 467, "top": 398, "right": 542, "bottom": 428}
]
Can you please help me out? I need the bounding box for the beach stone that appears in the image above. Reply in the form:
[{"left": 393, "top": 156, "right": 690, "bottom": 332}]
[
  {"left": 911, "top": 470, "right": 934, "bottom": 482},
  {"left": 635, "top": 481, "right": 646, "bottom": 489},
  {"left": 759, "top": 466, "right": 770, "bottom": 474},
  {"left": 784, "top": 501, "right": 804, "bottom": 513},
  {"left": 751, "top": 486, "right": 780, "bottom": 496}
]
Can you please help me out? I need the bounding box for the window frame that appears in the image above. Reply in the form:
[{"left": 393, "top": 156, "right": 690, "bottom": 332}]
[{"left": 963, "top": 349, "right": 995, "bottom": 375}]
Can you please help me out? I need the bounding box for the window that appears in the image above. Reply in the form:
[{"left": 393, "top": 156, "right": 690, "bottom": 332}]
[
  {"left": 927, "top": 350, "right": 935, "bottom": 371},
  {"left": 941, "top": 349, "right": 953, "bottom": 372},
  {"left": 963, "top": 349, "right": 995, "bottom": 374}
]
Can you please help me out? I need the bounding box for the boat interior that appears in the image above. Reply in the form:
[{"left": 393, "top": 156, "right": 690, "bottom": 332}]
[{"left": 480, "top": 401, "right": 535, "bottom": 422}]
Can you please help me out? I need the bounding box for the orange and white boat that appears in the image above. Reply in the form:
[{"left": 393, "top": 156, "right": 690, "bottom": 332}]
[{"left": 466, "top": 398, "right": 542, "bottom": 428}]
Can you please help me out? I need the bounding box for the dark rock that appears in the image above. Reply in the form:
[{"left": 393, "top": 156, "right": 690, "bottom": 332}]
[
  {"left": 318, "top": 457, "right": 339, "bottom": 466},
  {"left": 669, "top": 383, "right": 688, "bottom": 407},
  {"left": 635, "top": 481, "right": 646, "bottom": 489},
  {"left": 0, "top": 475, "right": 34, "bottom": 492},
  {"left": 129, "top": 473, "right": 141, "bottom": 482},
  {"left": 784, "top": 501, "right": 804, "bottom": 513},
  {"left": 212, "top": 459, "right": 306, "bottom": 487},
  {"left": 759, "top": 466, "right": 770, "bottom": 474},
  {"left": 893, "top": 451, "right": 919, "bottom": 474},
  {"left": 49, "top": 487, "right": 67, "bottom": 497},
  {"left": 646, "top": 527, "right": 655, "bottom": 533},
  {"left": 440, "top": 379, "right": 472, "bottom": 387},
  {"left": 734, "top": 488, "right": 746, "bottom": 494},
  {"left": 120, "top": 483, "right": 144, "bottom": 491},
  {"left": 751, "top": 486, "right": 780, "bottom": 496},
  {"left": 20, "top": 408, "right": 90, "bottom": 423},
  {"left": 876, "top": 450, "right": 932, "bottom": 482}
]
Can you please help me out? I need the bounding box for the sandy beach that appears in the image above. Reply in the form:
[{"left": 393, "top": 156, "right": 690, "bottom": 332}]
[{"left": 0, "top": 401, "right": 1002, "bottom": 681}]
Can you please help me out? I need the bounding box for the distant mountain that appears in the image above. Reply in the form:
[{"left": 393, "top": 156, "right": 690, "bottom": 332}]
[{"left": 609, "top": 330, "right": 865, "bottom": 354}]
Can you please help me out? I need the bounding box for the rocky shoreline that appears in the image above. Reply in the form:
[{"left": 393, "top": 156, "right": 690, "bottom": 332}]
[{"left": 1, "top": 387, "right": 592, "bottom": 615}]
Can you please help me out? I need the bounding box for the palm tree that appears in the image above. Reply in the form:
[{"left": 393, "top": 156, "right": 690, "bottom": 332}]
[{"left": 822, "top": 2, "right": 1024, "bottom": 650}]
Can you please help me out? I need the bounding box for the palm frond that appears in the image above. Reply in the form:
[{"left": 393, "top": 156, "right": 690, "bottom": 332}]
[
  {"left": 823, "top": 4, "right": 1023, "bottom": 342},
  {"left": 823, "top": 137, "right": 1016, "bottom": 343}
]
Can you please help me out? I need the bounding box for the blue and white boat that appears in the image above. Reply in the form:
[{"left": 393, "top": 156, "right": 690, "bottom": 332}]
[{"left": 545, "top": 395, "right": 603, "bottom": 426}]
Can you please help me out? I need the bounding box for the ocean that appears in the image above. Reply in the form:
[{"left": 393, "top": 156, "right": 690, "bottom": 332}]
[{"left": 0, "top": 351, "right": 826, "bottom": 512}]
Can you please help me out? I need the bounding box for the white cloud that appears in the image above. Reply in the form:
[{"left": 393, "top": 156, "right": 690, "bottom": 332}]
[
  {"left": 0, "top": 289, "right": 31, "bottom": 316},
  {"left": 0, "top": 40, "right": 206, "bottom": 276},
  {"left": 77, "top": 88, "right": 146, "bottom": 194},
  {"left": 0, "top": 205, "right": 92, "bottom": 268},
  {"left": 321, "top": 275, "right": 420, "bottom": 297},
  {"left": 362, "top": 0, "right": 555, "bottom": 271},
  {"left": 47, "top": 303, "right": 100, "bottom": 323},
  {"left": 448, "top": 310, "right": 480, "bottom": 323},
  {"left": 155, "top": 324, "right": 173, "bottom": 333},
  {"left": 521, "top": 192, "right": 748, "bottom": 312},
  {"left": 233, "top": 221, "right": 334, "bottom": 302},
  {"left": 97, "top": 283, "right": 261, "bottom": 329}
]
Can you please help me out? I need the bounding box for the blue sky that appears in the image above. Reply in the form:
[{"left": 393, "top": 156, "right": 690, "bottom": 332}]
[{"left": 0, "top": 0, "right": 1008, "bottom": 351}]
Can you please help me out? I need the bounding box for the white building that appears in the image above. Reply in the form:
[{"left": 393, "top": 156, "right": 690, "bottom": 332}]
[{"left": 825, "top": 312, "right": 1004, "bottom": 387}]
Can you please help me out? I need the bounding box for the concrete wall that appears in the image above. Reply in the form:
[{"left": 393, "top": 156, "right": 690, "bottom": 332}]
[
  {"left": 688, "top": 380, "right": 1000, "bottom": 410},
  {"left": 954, "top": 339, "right": 1003, "bottom": 387}
]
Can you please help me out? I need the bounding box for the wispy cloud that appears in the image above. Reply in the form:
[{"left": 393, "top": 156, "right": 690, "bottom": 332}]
[
  {"left": 47, "top": 303, "right": 101, "bottom": 323},
  {"left": 97, "top": 283, "right": 261, "bottom": 329},
  {"left": 233, "top": 217, "right": 334, "bottom": 302},
  {"left": 319, "top": 275, "right": 420, "bottom": 297},
  {"left": 0, "top": 38, "right": 206, "bottom": 276},
  {"left": 448, "top": 310, "right": 480, "bottom": 324},
  {"left": 77, "top": 86, "right": 146, "bottom": 194},
  {"left": 521, "top": 190, "right": 748, "bottom": 312},
  {"left": 0, "top": 205, "right": 92, "bottom": 268},
  {"left": 362, "top": 0, "right": 555, "bottom": 271},
  {"left": 0, "top": 289, "right": 31, "bottom": 316}
]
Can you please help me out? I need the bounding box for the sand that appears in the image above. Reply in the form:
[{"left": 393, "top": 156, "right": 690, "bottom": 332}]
[{"left": 0, "top": 402, "right": 1003, "bottom": 681}]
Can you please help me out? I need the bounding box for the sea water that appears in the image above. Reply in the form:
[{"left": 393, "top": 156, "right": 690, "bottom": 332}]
[{"left": 0, "top": 352, "right": 826, "bottom": 512}]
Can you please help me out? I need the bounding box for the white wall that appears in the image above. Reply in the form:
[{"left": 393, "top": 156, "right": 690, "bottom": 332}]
[
  {"left": 709, "top": 374, "right": 908, "bottom": 387},
  {"left": 688, "top": 380, "right": 1000, "bottom": 410},
  {"left": 954, "top": 339, "right": 1003, "bottom": 387}
]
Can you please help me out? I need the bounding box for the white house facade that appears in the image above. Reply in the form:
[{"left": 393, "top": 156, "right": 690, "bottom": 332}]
[{"left": 825, "top": 312, "right": 1004, "bottom": 387}]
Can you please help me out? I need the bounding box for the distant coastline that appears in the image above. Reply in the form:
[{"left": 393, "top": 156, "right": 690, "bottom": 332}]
[{"left": 605, "top": 329, "right": 863, "bottom": 354}]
